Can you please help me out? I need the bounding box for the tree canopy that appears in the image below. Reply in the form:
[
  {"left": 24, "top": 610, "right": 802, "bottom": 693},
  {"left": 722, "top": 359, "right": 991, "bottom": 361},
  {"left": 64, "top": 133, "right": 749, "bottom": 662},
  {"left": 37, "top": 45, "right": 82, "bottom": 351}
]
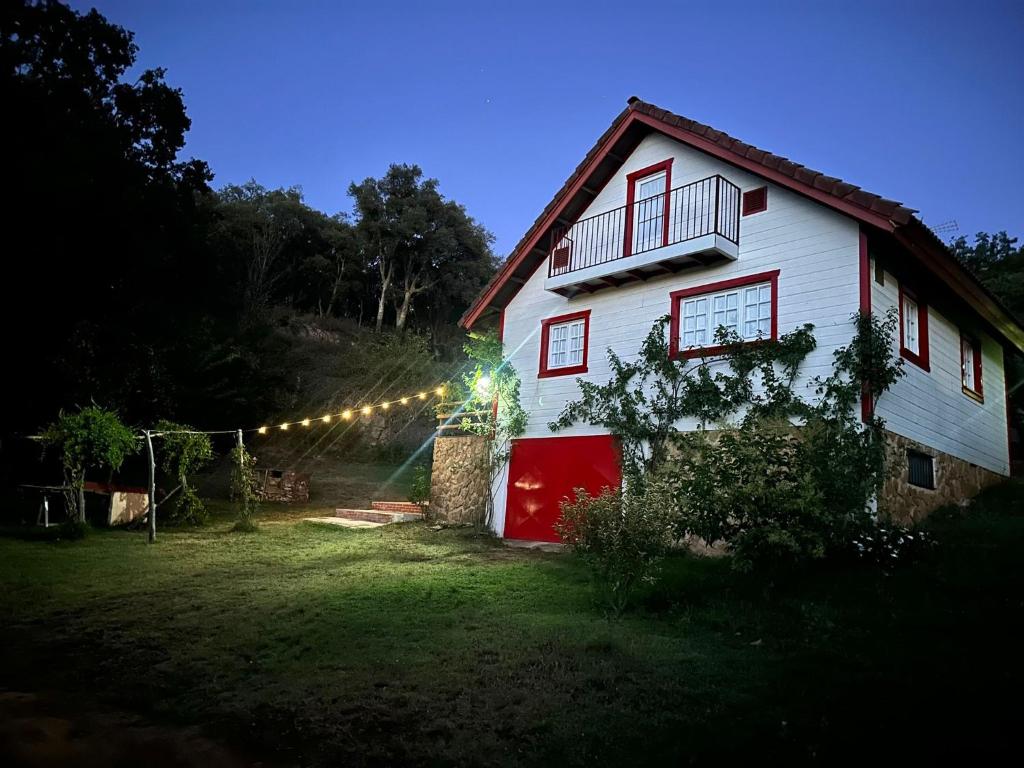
[{"left": 1, "top": 1, "right": 497, "bottom": 447}]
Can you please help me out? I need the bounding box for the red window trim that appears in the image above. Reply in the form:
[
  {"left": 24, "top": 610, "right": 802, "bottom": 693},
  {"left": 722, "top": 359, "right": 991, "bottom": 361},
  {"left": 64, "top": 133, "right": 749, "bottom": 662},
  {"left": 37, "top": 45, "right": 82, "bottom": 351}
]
[
  {"left": 668, "top": 270, "right": 780, "bottom": 360},
  {"left": 898, "top": 284, "right": 930, "bottom": 371},
  {"left": 624, "top": 159, "right": 673, "bottom": 258},
  {"left": 960, "top": 332, "right": 984, "bottom": 402},
  {"left": 742, "top": 186, "right": 768, "bottom": 216},
  {"left": 538, "top": 309, "right": 591, "bottom": 378}
]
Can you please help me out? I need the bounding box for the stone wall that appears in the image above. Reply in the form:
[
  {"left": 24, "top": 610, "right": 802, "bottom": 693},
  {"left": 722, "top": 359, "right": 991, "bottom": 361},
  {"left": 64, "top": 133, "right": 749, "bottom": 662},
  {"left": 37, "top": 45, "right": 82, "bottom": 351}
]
[
  {"left": 430, "top": 435, "right": 490, "bottom": 524},
  {"left": 879, "top": 430, "right": 1005, "bottom": 524}
]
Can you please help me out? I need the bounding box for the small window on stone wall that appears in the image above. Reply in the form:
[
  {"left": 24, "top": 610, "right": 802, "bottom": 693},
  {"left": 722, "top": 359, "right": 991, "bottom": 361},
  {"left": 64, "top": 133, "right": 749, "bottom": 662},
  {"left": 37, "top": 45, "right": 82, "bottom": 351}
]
[{"left": 907, "top": 450, "right": 935, "bottom": 490}]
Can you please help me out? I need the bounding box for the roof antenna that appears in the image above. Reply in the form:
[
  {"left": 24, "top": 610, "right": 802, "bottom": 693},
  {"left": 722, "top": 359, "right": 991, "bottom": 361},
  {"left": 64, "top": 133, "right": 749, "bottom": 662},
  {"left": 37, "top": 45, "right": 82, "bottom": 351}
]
[{"left": 929, "top": 219, "right": 959, "bottom": 240}]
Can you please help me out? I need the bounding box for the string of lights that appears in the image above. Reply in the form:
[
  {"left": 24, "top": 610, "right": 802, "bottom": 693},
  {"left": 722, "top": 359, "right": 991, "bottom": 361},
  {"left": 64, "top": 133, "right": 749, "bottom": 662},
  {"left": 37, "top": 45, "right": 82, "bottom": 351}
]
[{"left": 254, "top": 385, "right": 447, "bottom": 435}]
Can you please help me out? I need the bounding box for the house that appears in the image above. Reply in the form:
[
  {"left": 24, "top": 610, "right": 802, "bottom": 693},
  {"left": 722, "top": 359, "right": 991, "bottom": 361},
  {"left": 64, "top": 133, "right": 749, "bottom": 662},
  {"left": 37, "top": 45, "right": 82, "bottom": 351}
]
[{"left": 459, "top": 97, "right": 1024, "bottom": 543}]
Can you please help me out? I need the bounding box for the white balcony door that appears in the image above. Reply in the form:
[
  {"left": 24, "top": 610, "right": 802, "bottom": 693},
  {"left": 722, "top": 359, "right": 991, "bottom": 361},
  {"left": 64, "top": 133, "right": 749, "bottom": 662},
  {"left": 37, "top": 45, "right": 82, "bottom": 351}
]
[{"left": 633, "top": 171, "right": 666, "bottom": 254}]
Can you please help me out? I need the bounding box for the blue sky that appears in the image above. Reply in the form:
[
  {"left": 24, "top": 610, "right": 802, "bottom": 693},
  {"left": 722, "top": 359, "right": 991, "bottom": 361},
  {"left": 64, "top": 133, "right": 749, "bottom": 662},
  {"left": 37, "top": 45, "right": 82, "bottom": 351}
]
[{"left": 74, "top": 0, "right": 1024, "bottom": 256}]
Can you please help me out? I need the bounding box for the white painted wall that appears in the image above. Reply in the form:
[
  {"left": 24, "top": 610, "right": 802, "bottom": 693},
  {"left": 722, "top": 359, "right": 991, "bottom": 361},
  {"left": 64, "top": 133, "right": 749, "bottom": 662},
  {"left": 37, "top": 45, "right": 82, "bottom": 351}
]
[
  {"left": 871, "top": 262, "right": 1009, "bottom": 475},
  {"left": 502, "top": 133, "right": 863, "bottom": 439}
]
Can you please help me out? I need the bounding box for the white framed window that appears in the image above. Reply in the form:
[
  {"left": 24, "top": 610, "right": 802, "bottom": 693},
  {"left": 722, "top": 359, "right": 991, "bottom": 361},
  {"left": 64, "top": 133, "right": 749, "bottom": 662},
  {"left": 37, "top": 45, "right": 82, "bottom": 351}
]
[
  {"left": 548, "top": 318, "right": 585, "bottom": 369},
  {"left": 961, "top": 334, "right": 982, "bottom": 399},
  {"left": 898, "top": 285, "right": 929, "bottom": 371},
  {"left": 902, "top": 293, "right": 919, "bottom": 354},
  {"left": 677, "top": 280, "right": 773, "bottom": 350},
  {"left": 962, "top": 338, "right": 975, "bottom": 390}
]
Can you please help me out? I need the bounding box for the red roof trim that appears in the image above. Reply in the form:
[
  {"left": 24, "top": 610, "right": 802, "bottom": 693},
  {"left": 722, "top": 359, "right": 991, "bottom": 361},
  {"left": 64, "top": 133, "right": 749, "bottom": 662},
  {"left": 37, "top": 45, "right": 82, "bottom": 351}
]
[
  {"left": 629, "top": 111, "right": 897, "bottom": 232},
  {"left": 460, "top": 108, "right": 636, "bottom": 329}
]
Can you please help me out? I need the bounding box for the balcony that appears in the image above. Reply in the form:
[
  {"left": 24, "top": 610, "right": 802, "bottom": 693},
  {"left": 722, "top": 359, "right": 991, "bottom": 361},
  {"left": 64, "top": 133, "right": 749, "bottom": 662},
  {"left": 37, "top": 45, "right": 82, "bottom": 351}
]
[{"left": 545, "top": 174, "right": 741, "bottom": 295}]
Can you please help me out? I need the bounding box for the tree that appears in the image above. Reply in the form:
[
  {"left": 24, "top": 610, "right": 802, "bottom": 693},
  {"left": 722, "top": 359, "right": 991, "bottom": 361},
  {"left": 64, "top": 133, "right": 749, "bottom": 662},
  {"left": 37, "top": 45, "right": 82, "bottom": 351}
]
[
  {"left": 41, "top": 407, "right": 138, "bottom": 523},
  {"left": 2, "top": 0, "right": 212, "bottom": 432},
  {"left": 349, "top": 164, "right": 496, "bottom": 333},
  {"left": 951, "top": 231, "right": 1024, "bottom": 318}
]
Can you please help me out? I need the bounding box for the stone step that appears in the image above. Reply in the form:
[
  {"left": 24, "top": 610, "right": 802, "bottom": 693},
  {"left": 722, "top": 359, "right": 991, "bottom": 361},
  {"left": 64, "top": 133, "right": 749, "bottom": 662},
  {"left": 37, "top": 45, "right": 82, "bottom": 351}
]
[
  {"left": 370, "top": 500, "right": 425, "bottom": 514},
  {"left": 334, "top": 508, "right": 422, "bottom": 525}
]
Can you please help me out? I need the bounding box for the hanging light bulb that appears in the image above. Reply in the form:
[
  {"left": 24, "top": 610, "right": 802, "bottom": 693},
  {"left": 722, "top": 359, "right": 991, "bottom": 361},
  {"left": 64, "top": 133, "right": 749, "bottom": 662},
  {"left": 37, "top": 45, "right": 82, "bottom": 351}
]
[
  {"left": 361, "top": 405, "right": 372, "bottom": 415},
  {"left": 381, "top": 401, "right": 390, "bottom": 410},
  {"left": 322, "top": 414, "right": 331, "bottom": 423},
  {"left": 435, "top": 386, "right": 445, "bottom": 396},
  {"left": 342, "top": 410, "right": 352, "bottom": 420},
  {"left": 417, "top": 392, "right": 427, "bottom": 400},
  {"left": 400, "top": 397, "right": 409, "bottom": 405},
  {"left": 258, "top": 426, "right": 268, "bottom": 435},
  {"left": 301, "top": 418, "right": 311, "bottom": 427},
  {"left": 280, "top": 423, "right": 289, "bottom": 431}
]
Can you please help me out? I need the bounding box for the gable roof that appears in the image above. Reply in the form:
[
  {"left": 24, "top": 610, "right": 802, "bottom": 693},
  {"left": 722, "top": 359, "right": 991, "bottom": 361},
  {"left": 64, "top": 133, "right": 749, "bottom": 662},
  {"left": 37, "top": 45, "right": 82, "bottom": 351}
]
[{"left": 461, "top": 97, "right": 1024, "bottom": 352}]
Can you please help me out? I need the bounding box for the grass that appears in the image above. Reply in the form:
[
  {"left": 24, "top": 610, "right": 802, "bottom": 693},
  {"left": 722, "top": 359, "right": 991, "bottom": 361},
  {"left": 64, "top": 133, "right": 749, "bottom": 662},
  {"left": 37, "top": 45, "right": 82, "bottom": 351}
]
[{"left": 2, "top": 484, "right": 1024, "bottom": 766}]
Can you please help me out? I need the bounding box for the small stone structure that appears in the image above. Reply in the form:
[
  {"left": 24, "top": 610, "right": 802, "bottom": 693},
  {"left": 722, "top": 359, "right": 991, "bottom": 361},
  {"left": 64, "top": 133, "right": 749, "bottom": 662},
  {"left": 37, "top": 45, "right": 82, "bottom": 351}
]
[
  {"left": 255, "top": 468, "right": 311, "bottom": 503},
  {"left": 430, "top": 435, "right": 490, "bottom": 524},
  {"left": 878, "top": 430, "right": 1004, "bottom": 524}
]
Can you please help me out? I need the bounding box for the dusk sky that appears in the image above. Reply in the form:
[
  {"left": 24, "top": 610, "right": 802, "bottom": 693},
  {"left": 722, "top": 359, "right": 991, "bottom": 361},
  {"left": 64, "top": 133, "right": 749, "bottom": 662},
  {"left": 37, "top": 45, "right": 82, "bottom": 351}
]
[{"left": 73, "top": 0, "right": 1024, "bottom": 257}]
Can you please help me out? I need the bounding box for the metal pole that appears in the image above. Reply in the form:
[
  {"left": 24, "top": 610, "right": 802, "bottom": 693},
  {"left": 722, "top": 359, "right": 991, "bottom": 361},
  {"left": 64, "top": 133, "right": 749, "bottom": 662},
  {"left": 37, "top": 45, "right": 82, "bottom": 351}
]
[{"left": 146, "top": 430, "right": 156, "bottom": 543}]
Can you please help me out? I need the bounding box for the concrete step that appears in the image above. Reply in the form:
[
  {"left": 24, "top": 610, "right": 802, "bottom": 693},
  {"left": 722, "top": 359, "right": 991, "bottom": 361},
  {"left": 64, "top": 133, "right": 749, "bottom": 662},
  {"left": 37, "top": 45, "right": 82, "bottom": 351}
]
[
  {"left": 370, "top": 500, "right": 425, "bottom": 514},
  {"left": 334, "top": 507, "right": 423, "bottom": 525}
]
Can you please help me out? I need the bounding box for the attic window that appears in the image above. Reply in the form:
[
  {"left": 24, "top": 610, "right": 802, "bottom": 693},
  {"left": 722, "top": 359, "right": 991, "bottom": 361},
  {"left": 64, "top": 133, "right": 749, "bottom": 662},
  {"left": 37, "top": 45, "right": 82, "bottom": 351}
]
[
  {"left": 742, "top": 187, "right": 767, "bottom": 216},
  {"left": 907, "top": 450, "right": 935, "bottom": 490}
]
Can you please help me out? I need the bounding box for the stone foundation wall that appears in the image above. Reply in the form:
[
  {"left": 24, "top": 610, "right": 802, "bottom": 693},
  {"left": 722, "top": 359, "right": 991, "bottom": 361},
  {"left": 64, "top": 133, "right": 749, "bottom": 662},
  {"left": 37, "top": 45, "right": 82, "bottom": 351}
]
[
  {"left": 879, "top": 430, "right": 1005, "bottom": 524},
  {"left": 430, "top": 435, "right": 490, "bottom": 524}
]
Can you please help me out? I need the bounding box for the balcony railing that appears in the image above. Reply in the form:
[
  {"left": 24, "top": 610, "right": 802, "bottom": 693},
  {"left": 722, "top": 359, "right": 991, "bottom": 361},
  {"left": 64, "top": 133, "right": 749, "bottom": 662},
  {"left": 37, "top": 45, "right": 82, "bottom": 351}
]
[{"left": 548, "top": 174, "right": 741, "bottom": 278}]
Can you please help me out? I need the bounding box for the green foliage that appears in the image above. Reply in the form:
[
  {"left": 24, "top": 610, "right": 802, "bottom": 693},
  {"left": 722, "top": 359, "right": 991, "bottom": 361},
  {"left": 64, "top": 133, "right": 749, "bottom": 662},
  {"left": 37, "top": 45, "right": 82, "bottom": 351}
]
[
  {"left": 3, "top": 2, "right": 497, "bottom": 439},
  {"left": 549, "top": 315, "right": 817, "bottom": 485},
  {"left": 555, "top": 308, "right": 905, "bottom": 572},
  {"left": 951, "top": 231, "right": 1024, "bottom": 317},
  {"left": 349, "top": 164, "right": 497, "bottom": 337},
  {"left": 665, "top": 309, "right": 905, "bottom": 571},
  {"left": 449, "top": 329, "right": 528, "bottom": 528},
  {"left": 41, "top": 406, "right": 138, "bottom": 521},
  {"left": 154, "top": 420, "right": 214, "bottom": 525},
  {"left": 556, "top": 485, "right": 676, "bottom": 616},
  {"left": 847, "top": 522, "right": 935, "bottom": 570},
  {"left": 409, "top": 464, "right": 431, "bottom": 511},
  {"left": 229, "top": 443, "right": 260, "bottom": 532}
]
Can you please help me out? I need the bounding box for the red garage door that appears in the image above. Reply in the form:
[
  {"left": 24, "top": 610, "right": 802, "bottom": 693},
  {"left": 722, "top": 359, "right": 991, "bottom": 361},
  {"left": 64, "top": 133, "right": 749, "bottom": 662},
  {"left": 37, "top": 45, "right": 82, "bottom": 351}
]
[{"left": 504, "top": 435, "right": 621, "bottom": 543}]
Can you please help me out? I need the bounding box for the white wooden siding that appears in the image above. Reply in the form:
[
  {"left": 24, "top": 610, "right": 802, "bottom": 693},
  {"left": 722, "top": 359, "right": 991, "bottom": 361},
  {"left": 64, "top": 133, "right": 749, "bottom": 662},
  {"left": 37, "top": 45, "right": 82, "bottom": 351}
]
[
  {"left": 871, "top": 263, "right": 1009, "bottom": 475},
  {"left": 502, "top": 133, "right": 862, "bottom": 438}
]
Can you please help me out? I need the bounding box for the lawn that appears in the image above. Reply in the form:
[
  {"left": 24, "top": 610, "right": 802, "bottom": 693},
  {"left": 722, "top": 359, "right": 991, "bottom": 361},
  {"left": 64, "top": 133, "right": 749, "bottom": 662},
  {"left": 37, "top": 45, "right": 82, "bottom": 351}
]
[{"left": 2, "top": 485, "right": 1023, "bottom": 766}]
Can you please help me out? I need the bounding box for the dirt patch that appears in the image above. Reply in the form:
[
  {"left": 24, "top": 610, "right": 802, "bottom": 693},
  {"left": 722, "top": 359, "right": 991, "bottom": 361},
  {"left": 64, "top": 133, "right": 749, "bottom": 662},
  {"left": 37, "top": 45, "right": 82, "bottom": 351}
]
[{"left": 0, "top": 690, "right": 267, "bottom": 768}]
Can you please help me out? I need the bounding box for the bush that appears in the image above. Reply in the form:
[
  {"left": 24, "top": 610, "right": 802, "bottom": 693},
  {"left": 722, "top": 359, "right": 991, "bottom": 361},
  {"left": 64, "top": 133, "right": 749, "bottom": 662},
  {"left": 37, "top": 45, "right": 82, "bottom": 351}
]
[
  {"left": 409, "top": 464, "right": 431, "bottom": 512},
  {"left": 556, "top": 484, "right": 676, "bottom": 616},
  {"left": 847, "top": 522, "right": 935, "bottom": 569},
  {"left": 667, "top": 421, "right": 835, "bottom": 572}
]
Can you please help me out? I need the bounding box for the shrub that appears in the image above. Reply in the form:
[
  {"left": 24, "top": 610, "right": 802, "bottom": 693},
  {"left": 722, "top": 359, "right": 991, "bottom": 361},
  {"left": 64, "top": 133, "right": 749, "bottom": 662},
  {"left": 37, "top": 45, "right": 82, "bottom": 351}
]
[
  {"left": 155, "top": 420, "right": 214, "bottom": 525},
  {"left": 409, "top": 464, "right": 431, "bottom": 512},
  {"left": 556, "top": 484, "right": 676, "bottom": 616},
  {"left": 229, "top": 443, "right": 260, "bottom": 532},
  {"left": 848, "top": 523, "right": 935, "bottom": 569},
  {"left": 555, "top": 307, "right": 904, "bottom": 574},
  {"left": 668, "top": 422, "right": 820, "bottom": 572}
]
